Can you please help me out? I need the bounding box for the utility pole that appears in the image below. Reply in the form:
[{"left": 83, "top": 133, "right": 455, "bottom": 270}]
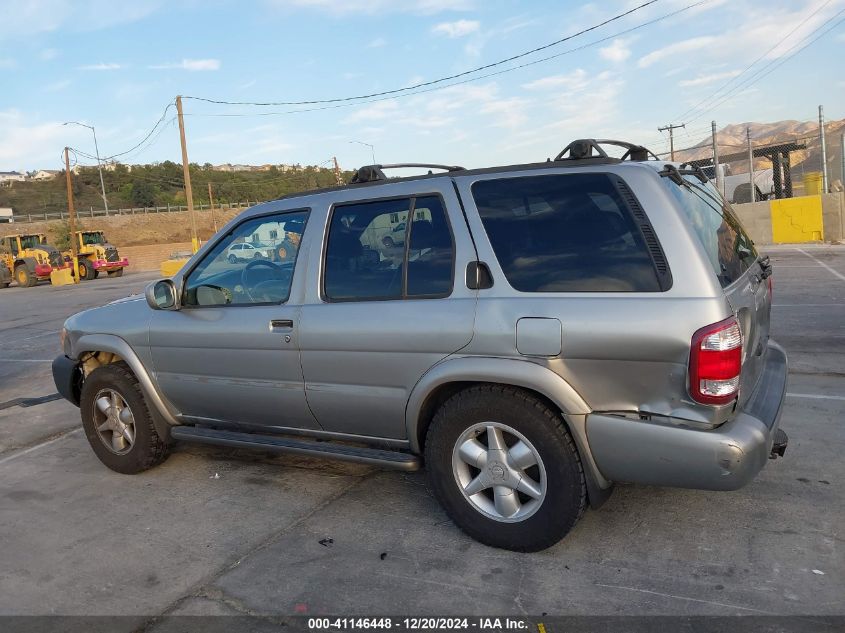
[
  {"left": 658, "top": 123, "right": 685, "bottom": 161},
  {"left": 176, "top": 95, "right": 199, "bottom": 252},
  {"left": 747, "top": 127, "right": 756, "bottom": 203},
  {"left": 840, "top": 132, "right": 845, "bottom": 190},
  {"left": 208, "top": 181, "right": 218, "bottom": 233},
  {"left": 711, "top": 120, "right": 723, "bottom": 195},
  {"left": 819, "top": 105, "right": 829, "bottom": 194},
  {"left": 63, "top": 147, "right": 79, "bottom": 284},
  {"left": 332, "top": 156, "right": 343, "bottom": 186}
]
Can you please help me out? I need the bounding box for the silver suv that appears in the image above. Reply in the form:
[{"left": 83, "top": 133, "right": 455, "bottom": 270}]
[{"left": 53, "top": 140, "right": 788, "bottom": 552}]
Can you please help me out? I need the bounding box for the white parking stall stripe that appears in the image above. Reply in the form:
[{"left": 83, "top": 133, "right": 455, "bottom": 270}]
[
  {"left": 0, "top": 428, "right": 82, "bottom": 467},
  {"left": 787, "top": 392, "right": 845, "bottom": 402},
  {"left": 796, "top": 248, "right": 845, "bottom": 282}
]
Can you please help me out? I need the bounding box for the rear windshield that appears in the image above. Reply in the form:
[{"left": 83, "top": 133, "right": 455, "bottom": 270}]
[
  {"left": 663, "top": 175, "right": 757, "bottom": 287},
  {"left": 471, "top": 173, "right": 661, "bottom": 292}
]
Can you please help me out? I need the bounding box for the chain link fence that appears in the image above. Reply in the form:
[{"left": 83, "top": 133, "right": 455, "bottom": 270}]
[{"left": 655, "top": 109, "right": 845, "bottom": 204}]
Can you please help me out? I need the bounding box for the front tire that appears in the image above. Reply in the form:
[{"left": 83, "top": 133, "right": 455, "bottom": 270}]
[
  {"left": 15, "top": 265, "right": 36, "bottom": 287},
  {"left": 80, "top": 363, "right": 170, "bottom": 474},
  {"left": 78, "top": 261, "right": 95, "bottom": 281},
  {"left": 107, "top": 269, "right": 123, "bottom": 277},
  {"left": 425, "top": 385, "right": 586, "bottom": 552}
]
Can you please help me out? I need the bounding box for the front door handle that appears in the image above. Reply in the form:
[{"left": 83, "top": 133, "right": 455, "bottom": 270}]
[{"left": 269, "top": 319, "right": 294, "bottom": 332}]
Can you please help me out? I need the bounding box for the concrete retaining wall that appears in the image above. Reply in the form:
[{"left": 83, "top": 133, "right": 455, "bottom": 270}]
[
  {"left": 732, "top": 192, "right": 844, "bottom": 245},
  {"left": 731, "top": 200, "right": 772, "bottom": 244},
  {"left": 120, "top": 242, "right": 193, "bottom": 272}
]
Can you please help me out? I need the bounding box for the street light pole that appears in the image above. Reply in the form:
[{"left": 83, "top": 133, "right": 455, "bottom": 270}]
[
  {"left": 64, "top": 121, "right": 109, "bottom": 213},
  {"left": 350, "top": 140, "right": 376, "bottom": 166}
]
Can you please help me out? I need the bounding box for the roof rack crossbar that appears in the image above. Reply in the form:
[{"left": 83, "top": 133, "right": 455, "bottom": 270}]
[
  {"left": 554, "top": 139, "right": 659, "bottom": 162},
  {"left": 350, "top": 163, "right": 465, "bottom": 184}
]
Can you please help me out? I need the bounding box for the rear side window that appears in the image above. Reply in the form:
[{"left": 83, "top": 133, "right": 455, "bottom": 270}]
[
  {"left": 664, "top": 176, "right": 757, "bottom": 287},
  {"left": 471, "top": 173, "right": 662, "bottom": 292},
  {"left": 324, "top": 195, "right": 454, "bottom": 301}
]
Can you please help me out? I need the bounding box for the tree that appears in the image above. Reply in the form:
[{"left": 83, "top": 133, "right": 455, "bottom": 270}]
[
  {"left": 130, "top": 182, "right": 156, "bottom": 207},
  {"left": 49, "top": 221, "right": 72, "bottom": 251}
]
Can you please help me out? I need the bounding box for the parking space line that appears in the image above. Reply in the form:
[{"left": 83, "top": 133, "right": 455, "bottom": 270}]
[
  {"left": 796, "top": 248, "right": 845, "bottom": 282},
  {"left": 0, "top": 428, "right": 82, "bottom": 467},
  {"left": 594, "top": 583, "right": 769, "bottom": 614},
  {"left": 11, "top": 331, "right": 59, "bottom": 343},
  {"left": 787, "top": 392, "right": 845, "bottom": 402},
  {"left": 773, "top": 304, "right": 845, "bottom": 307}
]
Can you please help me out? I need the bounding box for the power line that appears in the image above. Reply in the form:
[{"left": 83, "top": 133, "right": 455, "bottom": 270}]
[
  {"left": 677, "top": 0, "right": 833, "bottom": 122},
  {"left": 183, "top": 0, "right": 712, "bottom": 121},
  {"left": 682, "top": 6, "right": 845, "bottom": 124},
  {"left": 93, "top": 102, "right": 175, "bottom": 162},
  {"left": 183, "top": 1, "right": 660, "bottom": 108}
]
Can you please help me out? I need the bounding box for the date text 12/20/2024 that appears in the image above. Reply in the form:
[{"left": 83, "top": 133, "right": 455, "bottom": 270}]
[{"left": 307, "top": 617, "right": 533, "bottom": 631}]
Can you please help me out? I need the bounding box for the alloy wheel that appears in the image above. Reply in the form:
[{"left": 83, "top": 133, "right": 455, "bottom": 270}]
[
  {"left": 92, "top": 388, "right": 136, "bottom": 455},
  {"left": 451, "top": 422, "right": 546, "bottom": 522}
]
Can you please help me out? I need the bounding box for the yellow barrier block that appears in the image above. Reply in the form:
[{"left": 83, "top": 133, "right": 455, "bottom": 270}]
[
  {"left": 49, "top": 268, "right": 76, "bottom": 286},
  {"left": 160, "top": 257, "right": 190, "bottom": 277},
  {"left": 803, "top": 172, "right": 823, "bottom": 196},
  {"left": 770, "top": 195, "right": 824, "bottom": 243}
]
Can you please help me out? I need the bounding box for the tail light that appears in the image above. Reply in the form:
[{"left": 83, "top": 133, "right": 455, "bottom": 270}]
[{"left": 689, "top": 316, "right": 742, "bottom": 405}]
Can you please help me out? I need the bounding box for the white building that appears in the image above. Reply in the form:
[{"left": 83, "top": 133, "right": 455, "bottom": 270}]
[
  {"left": 30, "top": 170, "right": 59, "bottom": 181},
  {"left": 0, "top": 171, "right": 25, "bottom": 187}
]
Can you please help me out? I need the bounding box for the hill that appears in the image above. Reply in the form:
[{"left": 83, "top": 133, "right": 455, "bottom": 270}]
[
  {"left": 0, "top": 162, "right": 352, "bottom": 218},
  {"left": 674, "top": 118, "right": 845, "bottom": 183}
]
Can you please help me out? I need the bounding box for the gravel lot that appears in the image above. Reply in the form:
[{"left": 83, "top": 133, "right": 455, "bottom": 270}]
[{"left": 0, "top": 246, "right": 842, "bottom": 623}]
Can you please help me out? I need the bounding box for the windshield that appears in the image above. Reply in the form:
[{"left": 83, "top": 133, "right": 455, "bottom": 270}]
[
  {"left": 20, "top": 235, "right": 44, "bottom": 249},
  {"left": 82, "top": 232, "right": 105, "bottom": 245},
  {"left": 663, "top": 174, "right": 757, "bottom": 287}
]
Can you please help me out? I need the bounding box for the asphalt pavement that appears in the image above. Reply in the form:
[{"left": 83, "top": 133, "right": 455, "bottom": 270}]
[{"left": 0, "top": 247, "right": 842, "bottom": 623}]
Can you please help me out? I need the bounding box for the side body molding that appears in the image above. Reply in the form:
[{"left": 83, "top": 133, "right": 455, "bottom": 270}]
[
  {"left": 74, "top": 334, "right": 180, "bottom": 436},
  {"left": 405, "top": 356, "right": 612, "bottom": 495}
]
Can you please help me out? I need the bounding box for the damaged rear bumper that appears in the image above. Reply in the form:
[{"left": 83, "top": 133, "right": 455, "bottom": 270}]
[{"left": 585, "top": 341, "right": 788, "bottom": 491}]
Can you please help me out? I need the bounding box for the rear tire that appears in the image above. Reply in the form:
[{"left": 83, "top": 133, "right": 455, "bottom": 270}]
[
  {"left": 425, "top": 385, "right": 586, "bottom": 552},
  {"left": 15, "top": 265, "right": 36, "bottom": 287},
  {"left": 80, "top": 363, "right": 170, "bottom": 474},
  {"left": 107, "top": 269, "right": 123, "bottom": 277}
]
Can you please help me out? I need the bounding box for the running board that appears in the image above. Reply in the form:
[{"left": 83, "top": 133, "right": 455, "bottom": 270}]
[{"left": 171, "top": 426, "right": 421, "bottom": 471}]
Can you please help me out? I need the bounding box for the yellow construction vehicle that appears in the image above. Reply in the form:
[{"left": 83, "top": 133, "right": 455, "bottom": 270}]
[
  {"left": 67, "top": 230, "right": 129, "bottom": 280},
  {"left": 1, "top": 233, "right": 69, "bottom": 287}
]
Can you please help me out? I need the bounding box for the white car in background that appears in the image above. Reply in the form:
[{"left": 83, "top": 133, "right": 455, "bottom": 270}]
[{"left": 226, "top": 242, "right": 274, "bottom": 263}]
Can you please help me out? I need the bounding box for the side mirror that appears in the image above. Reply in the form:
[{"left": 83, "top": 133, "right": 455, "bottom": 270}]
[{"left": 145, "top": 279, "right": 180, "bottom": 311}]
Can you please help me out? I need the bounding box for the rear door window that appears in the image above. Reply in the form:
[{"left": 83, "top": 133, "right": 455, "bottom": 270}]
[
  {"left": 323, "top": 195, "right": 454, "bottom": 301},
  {"left": 471, "top": 173, "right": 662, "bottom": 292},
  {"left": 663, "top": 176, "right": 757, "bottom": 287}
]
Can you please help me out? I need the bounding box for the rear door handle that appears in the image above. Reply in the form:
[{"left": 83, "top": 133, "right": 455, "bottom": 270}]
[{"left": 269, "top": 319, "right": 294, "bottom": 331}]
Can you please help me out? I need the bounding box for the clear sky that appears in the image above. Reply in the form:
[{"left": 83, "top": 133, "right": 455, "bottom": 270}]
[{"left": 1, "top": 0, "right": 843, "bottom": 172}]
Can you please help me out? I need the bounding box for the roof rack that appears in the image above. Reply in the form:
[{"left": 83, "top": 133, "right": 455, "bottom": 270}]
[
  {"left": 350, "top": 163, "right": 465, "bottom": 184},
  {"left": 553, "top": 139, "right": 659, "bottom": 163}
]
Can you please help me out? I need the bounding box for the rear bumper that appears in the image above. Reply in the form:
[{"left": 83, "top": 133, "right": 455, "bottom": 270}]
[
  {"left": 52, "top": 355, "right": 82, "bottom": 407},
  {"left": 586, "top": 341, "right": 788, "bottom": 491}
]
